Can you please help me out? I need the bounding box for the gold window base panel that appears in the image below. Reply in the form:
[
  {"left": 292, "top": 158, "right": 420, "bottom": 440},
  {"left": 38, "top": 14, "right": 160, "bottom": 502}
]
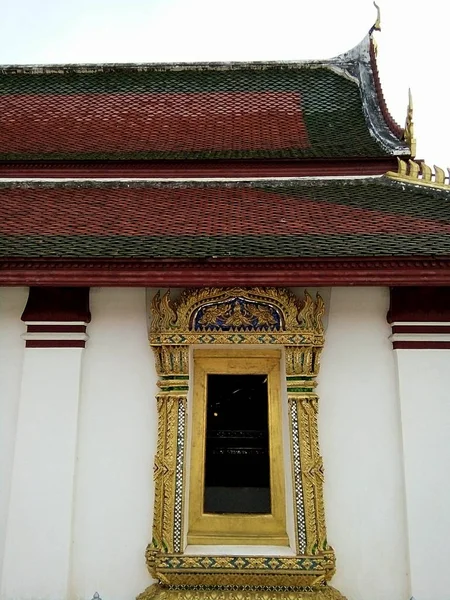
[
  {"left": 151, "top": 553, "right": 334, "bottom": 589},
  {"left": 138, "top": 584, "right": 347, "bottom": 600}
]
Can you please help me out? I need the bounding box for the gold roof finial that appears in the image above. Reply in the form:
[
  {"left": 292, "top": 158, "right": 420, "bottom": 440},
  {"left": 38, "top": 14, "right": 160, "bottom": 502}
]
[{"left": 403, "top": 88, "right": 417, "bottom": 158}]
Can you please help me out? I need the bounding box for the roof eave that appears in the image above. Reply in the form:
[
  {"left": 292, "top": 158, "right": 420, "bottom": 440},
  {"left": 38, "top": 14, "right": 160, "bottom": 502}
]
[{"left": 1, "top": 256, "right": 450, "bottom": 287}]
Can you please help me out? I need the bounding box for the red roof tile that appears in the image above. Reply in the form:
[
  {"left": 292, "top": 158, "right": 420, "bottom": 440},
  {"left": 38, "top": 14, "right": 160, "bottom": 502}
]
[
  {"left": 1, "top": 185, "right": 450, "bottom": 238},
  {"left": 0, "top": 92, "right": 309, "bottom": 155},
  {"left": 0, "top": 38, "right": 409, "bottom": 161}
]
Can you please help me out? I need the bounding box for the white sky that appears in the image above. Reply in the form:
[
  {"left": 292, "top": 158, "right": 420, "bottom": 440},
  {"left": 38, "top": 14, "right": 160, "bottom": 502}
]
[{"left": 1, "top": 0, "right": 449, "bottom": 167}]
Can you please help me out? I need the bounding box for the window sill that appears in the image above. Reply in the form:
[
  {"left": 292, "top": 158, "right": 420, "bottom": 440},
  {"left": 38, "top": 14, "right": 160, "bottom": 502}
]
[{"left": 184, "top": 544, "right": 296, "bottom": 556}]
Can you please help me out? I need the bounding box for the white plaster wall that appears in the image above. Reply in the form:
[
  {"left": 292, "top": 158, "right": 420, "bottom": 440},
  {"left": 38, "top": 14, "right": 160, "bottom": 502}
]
[
  {"left": 318, "top": 287, "right": 410, "bottom": 600},
  {"left": 0, "top": 287, "right": 27, "bottom": 585},
  {"left": 2, "top": 347, "right": 84, "bottom": 600},
  {"left": 395, "top": 349, "right": 450, "bottom": 600},
  {"left": 71, "top": 288, "right": 157, "bottom": 600}
]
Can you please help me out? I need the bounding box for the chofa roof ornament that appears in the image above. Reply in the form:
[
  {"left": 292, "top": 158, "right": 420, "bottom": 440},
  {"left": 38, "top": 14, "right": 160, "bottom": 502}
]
[
  {"left": 368, "top": 1, "right": 416, "bottom": 159},
  {"left": 369, "top": 1, "right": 381, "bottom": 56},
  {"left": 369, "top": 1, "right": 381, "bottom": 35}
]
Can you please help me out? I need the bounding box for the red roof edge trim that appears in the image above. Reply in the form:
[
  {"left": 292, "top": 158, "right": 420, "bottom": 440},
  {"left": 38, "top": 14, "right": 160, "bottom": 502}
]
[
  {"left": 1, "top": 257, "right": 450, "bottom": 287},
  {"left": 0, "top": 158, "right": 399, "bottom": 178},
  {"left": 369, "top": 37, "right": 404, "bottom": 141}
]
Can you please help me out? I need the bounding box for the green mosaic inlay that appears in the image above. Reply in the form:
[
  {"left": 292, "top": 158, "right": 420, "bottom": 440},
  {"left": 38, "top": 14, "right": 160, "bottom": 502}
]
[{"left": 160, "top": 386, "right": 189, "bottom": 392}]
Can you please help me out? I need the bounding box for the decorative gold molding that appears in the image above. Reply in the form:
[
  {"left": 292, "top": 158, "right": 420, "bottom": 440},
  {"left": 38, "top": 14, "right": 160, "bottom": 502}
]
[
  {"left": 150, "top": 395, "right": 187, "bottom": 560},
  {"left": 296, "top": 397, "right": 328, "bottom": 556},
  {"left": 386, "top": 158, "right": 450, "bottom": 189},
  {"left": 138, "top": 583, "right": 347, "bottom": 600},
  {"left": 143, "top": 288, "right": 342, "bottom": 598}
]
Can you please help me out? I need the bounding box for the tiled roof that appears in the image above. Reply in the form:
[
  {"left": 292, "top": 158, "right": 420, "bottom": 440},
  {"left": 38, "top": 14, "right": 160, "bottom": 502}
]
[
  {"left": 1, "top": 177, "right": 449, "bottom": 258},
  {"left": 0, "top": 37, "right": 408, "bottom": 161}
]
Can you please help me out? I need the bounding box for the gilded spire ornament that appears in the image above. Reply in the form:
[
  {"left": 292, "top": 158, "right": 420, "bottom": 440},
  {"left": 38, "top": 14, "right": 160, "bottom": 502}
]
[{"left": 403, "top": 89, "right": 417, "bottom": 158}]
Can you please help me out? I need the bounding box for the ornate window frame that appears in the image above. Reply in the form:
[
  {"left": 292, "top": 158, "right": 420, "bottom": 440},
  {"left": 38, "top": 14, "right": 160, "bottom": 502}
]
[{"left": 140, "top": 287, "right": 345, "bottom": 600}]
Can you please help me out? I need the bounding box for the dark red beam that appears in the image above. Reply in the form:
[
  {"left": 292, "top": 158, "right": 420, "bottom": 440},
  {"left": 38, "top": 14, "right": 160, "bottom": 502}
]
[
  {"left": 0, "top": 158, "right": 399, "bottom": 179},
  {"left": 1, "top": 257, "right": 450, "bottom": 286}
]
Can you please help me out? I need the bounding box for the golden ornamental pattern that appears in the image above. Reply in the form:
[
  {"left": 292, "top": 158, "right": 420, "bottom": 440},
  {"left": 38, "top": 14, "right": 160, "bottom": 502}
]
[
  {"left": 297, "top": 398, "right": 329, "bottom": 555},
  {"left": 150, "top": 394, "right": 186, "bottom": 559},
  {"left": 403, "top": 89, "right": 417, "bottom": 158},
  {"left": 150, "top": 288, "right": 325, "bottom": 339},
  {"left": 138, "top": 584, "right": 347, "bottom": 600}
]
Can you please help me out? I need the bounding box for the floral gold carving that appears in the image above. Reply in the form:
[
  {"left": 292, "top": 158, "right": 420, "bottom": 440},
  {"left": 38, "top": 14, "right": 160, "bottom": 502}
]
[
  {"left": 295, "top": 397, "right": 329, "bottom": 556},
  {"left": 138, "top": 584, "right": 347, "bottom": 600},
  {"left": 150, "top": 288, "right": 325, "bottom": 340},
  {"left": 151, "top": 395, "right": 185, "bottom": 557}
]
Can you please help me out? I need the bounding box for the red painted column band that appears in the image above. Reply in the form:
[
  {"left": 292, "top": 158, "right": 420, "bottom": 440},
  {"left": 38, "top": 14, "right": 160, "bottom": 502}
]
[
  {"left": 21, "top": 287, "right": 91, "bottom": 348},
  {"left": 388, "top": 286, "right": 450, "bottom": 350}
]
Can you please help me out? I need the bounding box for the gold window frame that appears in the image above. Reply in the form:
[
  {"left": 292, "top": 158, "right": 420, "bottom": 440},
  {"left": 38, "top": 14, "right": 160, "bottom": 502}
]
[
  {"left": 140, "top": 287, "right": 346, "bottom": 600},
  {"left": 188, "top": 349, "right": 288, "bottom": 546}
]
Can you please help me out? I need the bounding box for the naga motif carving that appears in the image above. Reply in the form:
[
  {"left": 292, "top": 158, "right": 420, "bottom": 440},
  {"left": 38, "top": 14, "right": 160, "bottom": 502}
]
[
  {"left": 387, "top": 157, "right": 450, "bottom": 189},
  {"left": 141, "top": 287, "right": 344, "bottom": 600}
]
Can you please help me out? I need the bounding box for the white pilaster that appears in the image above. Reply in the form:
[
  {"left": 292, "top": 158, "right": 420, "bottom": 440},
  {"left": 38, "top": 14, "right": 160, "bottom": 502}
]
[
  {"left": 71, "top": 288, "right": 155, "bottom": 600},
  {"left": 0, "top": 288, "right": 27, "bottom": 586},
  {"left": 1, "top": 286, "right": 89, "bottom": 600},
  {"left": 388, "top": 286, "right": 450, "bottom": 600},
  {"left": 1, "top": 348, "right": 84, "bottom": 600},
  {"left": 394, "top": 347, "right": 450, "bottom": 600}
]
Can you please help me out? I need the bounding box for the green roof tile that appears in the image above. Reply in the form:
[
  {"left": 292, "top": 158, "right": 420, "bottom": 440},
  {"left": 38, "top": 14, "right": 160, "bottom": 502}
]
[
  {"left": 0, "top": 37, "right": 409, "bottom": 161},
  {"left": 0, "top": 177, "right": 448, "bottom": 259}
]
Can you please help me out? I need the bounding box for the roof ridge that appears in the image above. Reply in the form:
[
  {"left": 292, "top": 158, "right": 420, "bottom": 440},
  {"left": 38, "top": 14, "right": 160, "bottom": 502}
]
[
  {"left": 0, "top": 33, "right": 376, "bottom": 75},
  {"left": 0, "top": 59, "right": 345, "bottom": 75},
  {"left": 0, "top": 176, "right": 387, "bottom": 190}
]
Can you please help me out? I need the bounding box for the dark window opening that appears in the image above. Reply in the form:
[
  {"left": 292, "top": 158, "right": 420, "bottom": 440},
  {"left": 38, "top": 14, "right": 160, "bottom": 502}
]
[{"left": 204, "top": 374, "right": 271, "bottom": 514}]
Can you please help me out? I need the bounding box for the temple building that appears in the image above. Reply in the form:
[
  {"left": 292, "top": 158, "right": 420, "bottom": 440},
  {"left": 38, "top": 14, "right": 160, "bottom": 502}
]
[{"left": 0, "top": 14, "right": 449, "bottom": 600}]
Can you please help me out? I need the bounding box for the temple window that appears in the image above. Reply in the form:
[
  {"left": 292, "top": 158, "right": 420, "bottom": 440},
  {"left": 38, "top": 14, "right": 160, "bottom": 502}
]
[
  {"left": 188, "top": 349, "right": 288, "bottom": 546},
  {"left": 143, "top": 287, "right": 339, "bottom": 599}
]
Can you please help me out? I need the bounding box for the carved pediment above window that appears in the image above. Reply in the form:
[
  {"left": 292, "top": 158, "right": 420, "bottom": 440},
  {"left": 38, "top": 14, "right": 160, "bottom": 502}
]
[{"left": 150, "top": 287, "right": 325, "bottom": 346}]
